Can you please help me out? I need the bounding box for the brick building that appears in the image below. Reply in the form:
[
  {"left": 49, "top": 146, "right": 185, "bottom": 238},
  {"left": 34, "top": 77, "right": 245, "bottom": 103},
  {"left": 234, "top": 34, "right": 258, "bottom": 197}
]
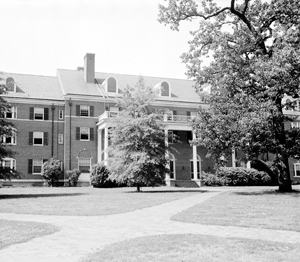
[{"left": 1, "top": 53, "right": 299, "bottom": 186}]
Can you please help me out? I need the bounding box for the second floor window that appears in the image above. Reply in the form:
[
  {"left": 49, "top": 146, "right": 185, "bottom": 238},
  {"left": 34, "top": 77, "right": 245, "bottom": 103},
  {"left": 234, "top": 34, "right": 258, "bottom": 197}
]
[
  {"left": 76, "top": 127, "right": 94, "bottom": 141},
  {"left": 59, "top": 110, "right": 64, "bottom": 120},
  {"left": 29, "top": 132, "right": 48, "bottom": 146}
]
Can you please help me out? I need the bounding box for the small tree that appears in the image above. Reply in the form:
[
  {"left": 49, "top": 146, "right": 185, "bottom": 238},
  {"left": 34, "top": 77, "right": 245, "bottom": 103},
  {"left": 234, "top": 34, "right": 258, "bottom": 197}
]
[
  {"left": 66, "top": 169, "right": 81, "bottom": 187},
  {"left": 90, "top": 162, "right": 111, "bottom": 188},
  {"left": 0, "top": 78, "right": 19, "bottom": 180},
  {"left": 107, "top": 78, "right": 168, "bottom": 192},
  {"left": 41, "top": 158, "right": 62, "bottom": 187}
]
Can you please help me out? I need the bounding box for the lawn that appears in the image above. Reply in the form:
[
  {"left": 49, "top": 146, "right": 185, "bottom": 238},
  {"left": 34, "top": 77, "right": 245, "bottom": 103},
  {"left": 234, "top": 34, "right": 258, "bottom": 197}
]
[
  {"left": 172, "top": 188, "right": 300, "bottom": 231},
  {"left": 0, "top": 186, "right": 203, "bottom": 216},
  {"left": 81, "top": 234, "right": 300, "bottom": 262},
  {"left": 0, "top": 219, "right": 59, "bottom": 249}
]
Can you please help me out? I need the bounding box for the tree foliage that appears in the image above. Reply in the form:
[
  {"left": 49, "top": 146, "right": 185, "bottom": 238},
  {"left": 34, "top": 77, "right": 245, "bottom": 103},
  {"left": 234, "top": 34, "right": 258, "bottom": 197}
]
[
  {"left": 0, "top": 79, "right": 19, "bottom": 180},
  {"left": 159, "top": 0, "right": 300, "bottom": 191},
  {"left": 41, "top": 158, "right": 62, "bottom": 187},
  {"left": 107, "top": 78, "right": 168, "bottom": 191}
]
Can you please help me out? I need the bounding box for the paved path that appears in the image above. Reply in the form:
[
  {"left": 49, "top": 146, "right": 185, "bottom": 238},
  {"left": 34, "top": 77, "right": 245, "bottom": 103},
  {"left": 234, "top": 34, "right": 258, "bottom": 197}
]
[{"left": 0, "top": 187, "right": 300, "bottom": 261}]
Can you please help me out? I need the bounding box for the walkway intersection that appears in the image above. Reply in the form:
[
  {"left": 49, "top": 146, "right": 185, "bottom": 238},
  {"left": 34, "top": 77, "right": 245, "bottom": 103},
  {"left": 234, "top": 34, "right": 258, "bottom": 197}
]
[{"left": 0, "top": 187, "right": 299, "bottom": 261}]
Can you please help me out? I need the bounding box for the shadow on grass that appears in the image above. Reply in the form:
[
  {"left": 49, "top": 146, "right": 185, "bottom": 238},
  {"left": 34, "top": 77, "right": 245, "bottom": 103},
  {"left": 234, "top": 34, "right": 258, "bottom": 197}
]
[
  {"left": 233, "top": 190, "right": 300, "bottom": 196},
  {"left": 0, "top": 193, "right": 87, "bottom": 200},
  {"left": 126, "top": 190, "right": 208, "bottom": 194}
]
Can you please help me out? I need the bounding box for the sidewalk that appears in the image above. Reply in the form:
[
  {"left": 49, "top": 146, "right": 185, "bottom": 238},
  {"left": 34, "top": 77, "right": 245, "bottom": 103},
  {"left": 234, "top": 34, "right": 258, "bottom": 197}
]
[{"left": 0, "top": 187, "right": 299, "bottom": 261}]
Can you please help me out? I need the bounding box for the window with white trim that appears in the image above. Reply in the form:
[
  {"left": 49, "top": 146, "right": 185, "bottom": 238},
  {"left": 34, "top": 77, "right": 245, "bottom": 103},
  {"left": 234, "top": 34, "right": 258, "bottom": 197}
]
[
  {"left": 2, "top": 133, "right": 17, "bottom": 145},
  {"left": 78, "top": 157, "right": 91, "bottom": 173},
  {"left": 33, "top": 159, "right": 43, "bottom": 174},
  {"left": 80, "top": 127, "right": 89, "bottom": 141},
  {"left": 80, "top": 105, "right": 89, "bottom": 116},
  {"left": 1, "top": 158, "right": 16, "bottom": 170},
  {"left": 294, "top": 163, "right": 300, "bottom": 177},
  {"left": 34, "top": 107, "right": 45, "bottom": 120},
  {"left": 59, "top": 110, "right": 64, "bottom": 120},
  {"left": 291, "top": 122, "right": 300, "bottom": 128},
  {"left": 58, "top": 134, "right": 63, "bottom": 144},
  {"left": 33, "top": 132, "right": 44, "bottom": 145},
  {"left": 5, "top": 106, "right": 17, "bottom": 119}
]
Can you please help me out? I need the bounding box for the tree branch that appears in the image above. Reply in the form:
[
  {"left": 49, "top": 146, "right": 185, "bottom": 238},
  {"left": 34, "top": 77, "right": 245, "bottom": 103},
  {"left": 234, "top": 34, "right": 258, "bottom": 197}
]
[{"left": 230, "top": 0, "right": 253, "bottom": 32}]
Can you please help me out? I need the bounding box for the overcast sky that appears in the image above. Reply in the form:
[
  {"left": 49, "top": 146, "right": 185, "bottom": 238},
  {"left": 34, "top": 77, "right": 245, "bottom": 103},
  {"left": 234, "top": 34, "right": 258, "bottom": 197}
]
[{"left": 0, "top": 0, "right": 226, "bottom": 79}]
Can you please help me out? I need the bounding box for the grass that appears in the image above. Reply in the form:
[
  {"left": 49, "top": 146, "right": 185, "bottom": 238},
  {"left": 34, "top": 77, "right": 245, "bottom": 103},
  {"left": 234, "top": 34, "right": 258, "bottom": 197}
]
[
  {"left": 0, "top": 219, "right": 59, "bottom": 249},
  {"left": 0, "top": 186, "right": 203, "bottom": 216},
  {"left": 172, "top": 188, "right": 300, "bottom": 231},
  {"left": 81, "top": 234, "right": 300, "bottom": 262}
]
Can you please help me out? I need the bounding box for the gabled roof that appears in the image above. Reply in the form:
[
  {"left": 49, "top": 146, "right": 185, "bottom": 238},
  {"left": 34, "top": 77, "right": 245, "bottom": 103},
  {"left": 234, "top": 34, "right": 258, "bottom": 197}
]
[
  {"left": 0, "top": 72, "right": 63, "bottom": 100},
  {"left": 57, "top": 69, "right": 203, "bottom": 103}
]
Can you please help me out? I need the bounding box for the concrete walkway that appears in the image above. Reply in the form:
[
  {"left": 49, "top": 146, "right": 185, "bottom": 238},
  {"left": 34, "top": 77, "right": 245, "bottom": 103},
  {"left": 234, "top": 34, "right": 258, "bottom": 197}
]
[{"left": 0, "top": 187, "right": 300, "bottom": 261}]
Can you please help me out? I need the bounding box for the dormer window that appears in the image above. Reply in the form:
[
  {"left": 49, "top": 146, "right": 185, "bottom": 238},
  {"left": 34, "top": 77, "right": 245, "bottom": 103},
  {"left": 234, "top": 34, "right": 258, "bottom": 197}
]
[
  {"left": 107, "top": 77, "right": 117, "bottom": 93},
  {"left": 154, "top": 81, "right": 171, "bottom": 97},
  {"left": 6, "top": 77, "right": 16, "bottom": 92},
  {"left": 161, "top": 81, "right": 170, "bottom": 97}
]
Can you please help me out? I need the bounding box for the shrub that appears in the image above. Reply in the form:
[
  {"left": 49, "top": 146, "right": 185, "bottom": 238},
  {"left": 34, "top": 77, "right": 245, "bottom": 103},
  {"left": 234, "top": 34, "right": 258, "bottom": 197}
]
[
  {"left": 41, "top": 158, "right": 62, "bottom": 187},
  {"left": 66, "top": 169, "right": 81, "bottom": 187},
  {"left": 201, "top": 172, "right": 225, "bottom": 186},
  {"left": 90, "top": 162, "right": 117, "bottom": 188},
  {"left": 216, "top": 167, "right": 271, "bottom": 186}
]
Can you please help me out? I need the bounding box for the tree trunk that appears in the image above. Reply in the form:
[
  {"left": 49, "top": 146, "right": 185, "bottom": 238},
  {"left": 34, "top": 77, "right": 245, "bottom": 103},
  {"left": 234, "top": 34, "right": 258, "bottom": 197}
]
[
  {"left": 277, "top": 157, "right": 292, "bottom": 192},
  {"left": 136, "top": 184, "right": 141, "bottom": 192}
]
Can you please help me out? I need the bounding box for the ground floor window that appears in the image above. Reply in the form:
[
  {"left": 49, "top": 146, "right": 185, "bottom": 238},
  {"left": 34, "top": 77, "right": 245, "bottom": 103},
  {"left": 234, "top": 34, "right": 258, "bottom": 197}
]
[
  {"left": 78, "top": 157, "right": 91, "bottom": 173},
  {"left": 169, "top": 153, "right": 176, "bottom": 179},
  {"left": 28, "top": 159, "right": 47, "bottom": 174},
  {"left": 1, "top": 158, "right": 16, "bottom": 170},
  {"left": 294, "top": 163, "right": 300, "bottom": 177}
]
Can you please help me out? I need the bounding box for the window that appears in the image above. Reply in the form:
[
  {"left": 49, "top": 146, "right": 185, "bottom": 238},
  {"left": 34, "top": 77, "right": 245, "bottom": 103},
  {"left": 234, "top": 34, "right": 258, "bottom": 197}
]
[
  {"left": 169, "top": 154, "right": 176, "bottom": 179},
  {"left": 291, "top": 122, "right": 300, "bottom": 128},
  {"left": 5, "top": 106, "right": 17, "bottom": 119},
  {"left": 58, "top": 134, "right": 63, "bottom": 144},
  {"left": 59, "top": 110, "right": 64, "bottom": 120},
  {"left": 76, "top": 127, "right": 94, "bottom": 141},
  {"left": 29, "top": 132, "right": 48, "bottom": 146},
  {"left": 1, "top": 158, "right": 16, "bottom": 170},
  {"left": 6, "top": 77, "right": 16, "bottom": 92},
  {"left": 190, "top": 155, "right": 201, "bottom": 179},
  {"left": 29, "top": 107, "right": 49, "bottom": 120},
  {"left": 2, "top": 134, "right": 17, "bottom": 145},
  {"left": 107, "top": 77, "right": 117, "bottom": 93},
  {"left": 78, "top": 157, "right": 91, "bottom": 173},
  {"left": 28, "top": 159, "right": 47, "bottom": 174},
  {"left": 161, "top": 81, "right": 170, "bottom": 97},
  {"left": 294, "top": 163, "right": 300, "bottom": 177},
  {"left": 76, "top": 105, "right": 94, "bottom": 117}
]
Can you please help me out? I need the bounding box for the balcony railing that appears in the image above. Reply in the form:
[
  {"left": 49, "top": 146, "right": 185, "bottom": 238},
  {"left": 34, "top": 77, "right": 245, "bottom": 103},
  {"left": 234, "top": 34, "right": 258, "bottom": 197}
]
[{"left": 98, "top": 111, "right": 195, "bottom": 123}]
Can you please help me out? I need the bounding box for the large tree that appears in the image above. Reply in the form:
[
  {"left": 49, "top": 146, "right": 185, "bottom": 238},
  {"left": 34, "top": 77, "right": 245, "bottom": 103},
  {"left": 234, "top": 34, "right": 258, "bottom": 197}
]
[
  {"left": 159, "top": 0, "right": 300, "bottom": 191},
  {"left": 107, "top": 78, "right": 169, "bottom": 192},
  {"left": 0, "top": 81, "right": 19, "bottom": 180}
]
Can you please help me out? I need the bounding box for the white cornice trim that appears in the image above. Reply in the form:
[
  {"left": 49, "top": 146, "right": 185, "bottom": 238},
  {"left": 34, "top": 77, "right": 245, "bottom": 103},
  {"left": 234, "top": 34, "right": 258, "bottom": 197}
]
[{"left": 2, "top": 96, "right": 65, "bottom": 105}]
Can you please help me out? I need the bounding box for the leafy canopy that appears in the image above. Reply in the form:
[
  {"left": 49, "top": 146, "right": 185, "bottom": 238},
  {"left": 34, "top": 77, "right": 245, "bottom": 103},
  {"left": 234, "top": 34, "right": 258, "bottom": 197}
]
[
  {"left": 159, "top": 0, "right": 300, "bottom": 191},
  {"left": 107, "top": 77, "right": 168, "bottom": 191}
]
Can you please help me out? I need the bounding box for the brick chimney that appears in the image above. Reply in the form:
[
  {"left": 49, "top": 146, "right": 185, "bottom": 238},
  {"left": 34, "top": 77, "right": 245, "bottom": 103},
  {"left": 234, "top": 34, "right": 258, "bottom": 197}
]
[{"left": 84, "top": 53, "right": 95, "bottom": 83}]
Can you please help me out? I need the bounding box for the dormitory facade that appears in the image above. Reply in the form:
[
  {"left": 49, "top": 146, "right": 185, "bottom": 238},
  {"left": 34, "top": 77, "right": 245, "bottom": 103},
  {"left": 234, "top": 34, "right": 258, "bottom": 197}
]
[{"left": 1, "top": 53, "right": 300, "bottom": 187}]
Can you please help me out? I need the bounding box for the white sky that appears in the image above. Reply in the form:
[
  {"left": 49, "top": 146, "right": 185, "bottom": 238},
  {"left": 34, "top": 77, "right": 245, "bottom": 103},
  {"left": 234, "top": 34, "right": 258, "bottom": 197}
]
[{"left": 0, "top": 0, "right": 226, "bottom": 79}]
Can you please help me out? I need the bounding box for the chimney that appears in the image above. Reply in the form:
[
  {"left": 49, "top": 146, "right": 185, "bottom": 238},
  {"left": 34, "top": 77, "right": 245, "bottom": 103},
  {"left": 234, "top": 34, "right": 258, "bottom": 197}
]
[{"left": 84, "top": 53, "right": 95, "bottom": 83}]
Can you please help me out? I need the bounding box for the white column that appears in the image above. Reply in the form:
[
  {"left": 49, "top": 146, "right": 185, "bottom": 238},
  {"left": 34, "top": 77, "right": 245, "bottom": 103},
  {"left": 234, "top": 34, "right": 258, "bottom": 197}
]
[
  {"left": 246, "top": 161, "right": 251, "bottom": 169},
  {"left": 192, "top": 131, "right": 198, "bottom": 180},
  {"left": 232, "top": 148, "right": 236, "bottom": 167},
  {"left": 104, "top": 127, "right": 109, "bottom": 164},
  {"left": 97, "top": 128, "right": 102, "bottom": 163},
  {"left": 165, "top": 128, "right": 170, "bottom": 185}
]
